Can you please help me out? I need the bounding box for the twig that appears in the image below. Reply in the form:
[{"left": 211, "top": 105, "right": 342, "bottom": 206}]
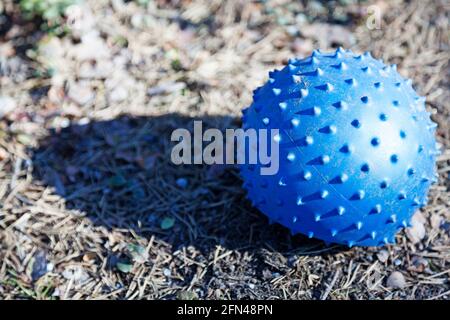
[{"left": 321, "top": 270, "right": 340, "bottom": 300}]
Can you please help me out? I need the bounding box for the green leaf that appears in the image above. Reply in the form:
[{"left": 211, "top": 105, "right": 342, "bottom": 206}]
[
  {"left": 127, "top": 244, "right": 145, "bottom": 256},
  {"left": 176, "top": 290, "right": 198, "bottom": 300},
  {"left": 108, "top": 175, "right": 127, "bottom": 187},
  {"left": 43, "top": 6, "right": 60, "bottom": 22},
  {"left": 16, "top": 133, "right": 33, "bottom": 146},
  {"left": 19, "top": 0, "right": 79, "bottom": 31},
  {"left": 127, "top": 243, "right": 148, "bottom": 263},
  {"left": 116, "top": 262, "right": 133, "bottom": 273},
  {"left": 160, "top": 217, "right": 175, "bottom": 230},
  {"left": 136, "top": 0, "right": 150, "bottom": 6}
]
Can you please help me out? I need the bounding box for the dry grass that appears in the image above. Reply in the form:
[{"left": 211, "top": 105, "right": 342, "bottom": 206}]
[{"left": 0, "top": 0, "right": 449, "bottom": 299}]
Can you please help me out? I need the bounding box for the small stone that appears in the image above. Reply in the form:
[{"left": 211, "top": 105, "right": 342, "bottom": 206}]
[
  {"left": 386, "top": 271, "right": 406, "bottom": 289},
  {"left": 0, "top": 42, "right": 15, "bottom": 58},
  {"left": 394, "top": 258, "right": 402, "bottom": 266},
  {"left": 377, "top": 249, "right": 389, "bottom": 263},
  {"left": 62, "top": 265, "right": 89, "bottom": 284},
  {"left": 46, "top": 262, "right": 54, "bottom": 272},
  {"left": 286, "top": 25, "right": 299, "bottom": 36},
  {"left": 215, "top": 289, "right": 223, "bottom": 298},
  {"left": 108, "top": 86, "right": 128, "bottom": 103},
  {"left": 409, "top": 257, "right": 429, "bottom": 273},
  {"left": 0, "top": 96, "right": 16, "bottom": 119},
  {"left": 163, "top": 268, "right": 171, "bottom": 277},
  {"left": 36, "top": 36, "right": 65, "bottom": 71},
  {"left": 406, "top": 212, "right": 426, "bottom": 244},
  {"left": 73, "top": 31, "right": 110, "bottom": 61},
  {"left": 65, "top": 3, "right": 96, "bottom": 37},
  {"left": 131, "top": 14, "right": 145, "bottom": 29},
  {"left": 430, "top": 214, "right": 442, "bottom": 230},
  {"left": 67, "top": 82, "right": 95, "bottom": 106},
  {"left": 52, "top": 116, "right": 70, "bottom": 129},
  {"left": 295, "top": 13, "right": 307, "bottom": 25}
]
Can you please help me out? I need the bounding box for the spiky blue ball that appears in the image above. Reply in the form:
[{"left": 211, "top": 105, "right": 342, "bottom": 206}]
[{"left": 241, "top": 48, "right": 438, "bottom": 247}]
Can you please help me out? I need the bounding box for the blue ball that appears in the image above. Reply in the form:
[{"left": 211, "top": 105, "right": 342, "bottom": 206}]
[{"left": 240, "top": 48, "right": 438, "bottom": 247}]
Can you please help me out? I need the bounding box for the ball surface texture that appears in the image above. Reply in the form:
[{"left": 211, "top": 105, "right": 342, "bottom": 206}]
[{"left": 241, "top": 48, "right": 438, "bottom": 247}]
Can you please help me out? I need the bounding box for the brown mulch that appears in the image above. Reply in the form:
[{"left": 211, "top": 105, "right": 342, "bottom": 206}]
[{"left": 0, "top": 0, "right": 448, "bottom": 299}]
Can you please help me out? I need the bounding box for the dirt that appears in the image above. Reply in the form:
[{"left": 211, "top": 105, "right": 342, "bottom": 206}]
[{"left": 0, "top": 0, "right": 448, "bottom": 300}]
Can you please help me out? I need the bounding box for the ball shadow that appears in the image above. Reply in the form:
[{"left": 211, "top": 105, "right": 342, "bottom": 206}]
[{"left": 31, "top": 113, "right": 344, "bottom": 257}]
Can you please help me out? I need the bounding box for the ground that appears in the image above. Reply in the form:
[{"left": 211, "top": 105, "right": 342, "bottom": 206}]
[{"left": 0, "top": 0, "right": 449, "bottom": 300}]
